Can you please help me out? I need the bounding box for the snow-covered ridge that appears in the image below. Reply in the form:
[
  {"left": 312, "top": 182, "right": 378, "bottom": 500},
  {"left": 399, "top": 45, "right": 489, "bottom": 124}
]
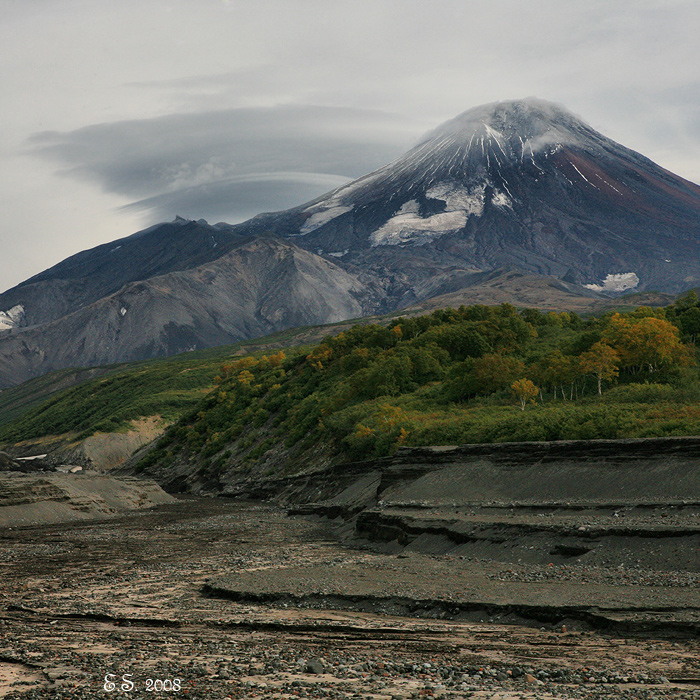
[{"left": 0, "top": 304, "right": 25, "bottom": 331}]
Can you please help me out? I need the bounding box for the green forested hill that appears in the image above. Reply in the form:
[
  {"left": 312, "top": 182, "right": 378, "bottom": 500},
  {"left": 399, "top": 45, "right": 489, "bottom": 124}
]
[
  {"left": 0, "top": 323, "right": 333, "bottom": 443},
  {"left": 0, "top": 314, "right": 405, "bottom": 443},
  {"left": 3, "top": 292, "right": 700, "bottom": 485},
  {"left": 135, "top": 293, "right": 700, "bottom": 484}
]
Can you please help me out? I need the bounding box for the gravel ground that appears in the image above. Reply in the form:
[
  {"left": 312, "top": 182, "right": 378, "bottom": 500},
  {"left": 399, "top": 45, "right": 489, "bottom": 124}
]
[{"left": 0, "top": 498, "right": 699, "bottom": 699}]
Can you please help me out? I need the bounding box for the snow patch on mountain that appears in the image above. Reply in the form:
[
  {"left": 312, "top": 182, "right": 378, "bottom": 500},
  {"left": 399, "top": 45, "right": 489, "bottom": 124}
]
[
  {"left": 427, "top": 183, "right": 485, "bottom": 216},
  {"left": 370, "top": 186, "right": 475, "bottom": 247},
  {"left": 299, "top": 205, "right": 353, "bottom": 234},
  {"left": 370, "top": 209, "right": 469, "bottom": 247},
  {"left": 584, "top": 273, "right": 640, "bottom": 293},
  {"left": 0, "top": 305, "right": 25, "bottom": 331},
  {"left": 491, "top": 190, "right": 512, "bottom": 208},
  {"left": 370, "top": 180, "right": 515, "bottom": 247},
  {"left": 397, "top": 199, "right": 421, "bottom": 215}
]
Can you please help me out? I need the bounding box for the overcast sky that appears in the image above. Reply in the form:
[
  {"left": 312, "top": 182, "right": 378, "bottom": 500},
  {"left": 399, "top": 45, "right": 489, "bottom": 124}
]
[{"left": 2, "top": 0, "right": 700, "bottom": 292}]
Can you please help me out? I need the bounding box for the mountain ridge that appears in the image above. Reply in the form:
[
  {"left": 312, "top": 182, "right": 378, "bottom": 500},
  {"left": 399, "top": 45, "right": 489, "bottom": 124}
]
[
  {"left": 0, "top": 235, "right": 381, "bottom": 387},
  {"left": 2, "top": 98, "right": 700, "bottom": 386}
]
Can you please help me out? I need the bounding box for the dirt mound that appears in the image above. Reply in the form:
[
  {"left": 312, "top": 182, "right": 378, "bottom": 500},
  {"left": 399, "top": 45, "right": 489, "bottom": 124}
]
[
  {"left": 79, "top": 417, "right": 166, "bottom": 470},
  {"left": 0, "top": 472, "right": 175, "bottom": 527}
]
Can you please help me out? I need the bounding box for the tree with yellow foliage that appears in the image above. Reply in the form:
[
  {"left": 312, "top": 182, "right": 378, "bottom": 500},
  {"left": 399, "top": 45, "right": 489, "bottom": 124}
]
[
  {"left": 266, "top": 350, "right": 286, "bottom": 367},
  {"left": 219, "top": 355, "right": 258, "bottom": 379},
  {"left": 541, "top": 350, "right": 581, "bottom": 400},
  {"left": 511, "top": 378, "right": 539, "bottom": 411},
  {"left": 237, "top": 369, "right": 255, "bottom": 386},
  {"left": 306, "top": 344, "right": 332, "bottom": 370},
  {"left": 604, "top": 314, "right": 693, "bottom": 373},
  {"left": 579, "top": 341, "right": 619, "bottom": 395}
]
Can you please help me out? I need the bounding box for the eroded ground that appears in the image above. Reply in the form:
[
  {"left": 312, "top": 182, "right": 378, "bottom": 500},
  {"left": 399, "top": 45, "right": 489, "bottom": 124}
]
[{"left": 0, "top": 498, "right": 699, "bottom": 699}]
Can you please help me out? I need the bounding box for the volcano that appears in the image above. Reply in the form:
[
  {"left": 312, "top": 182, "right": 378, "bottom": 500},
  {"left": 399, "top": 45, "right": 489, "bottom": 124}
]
[
  {"left": 1, "top": 98, "right": 700, "bottom": 387},
  {"left": 240, "top": 97, "right": 700, "bottom": 297}
]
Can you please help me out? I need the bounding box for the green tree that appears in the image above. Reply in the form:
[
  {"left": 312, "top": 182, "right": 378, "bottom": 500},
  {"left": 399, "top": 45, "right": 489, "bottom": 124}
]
[
  {"left": 360, "top": 352, "right": 415, "bottom": 397},
  {"left": 679, "top": 307, "right": 700, "bottom": 342},
  {"left": 471, "top": 353, "right": 526, "bottom": 394},
  {"left": 675, "top": 290, "right": 698, "bottom": 312},
  {"left": 417, "top": 322, "right": 490, "bottom": 360}
]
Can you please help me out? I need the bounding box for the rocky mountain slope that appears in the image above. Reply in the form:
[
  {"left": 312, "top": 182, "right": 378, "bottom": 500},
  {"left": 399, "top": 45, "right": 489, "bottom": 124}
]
[
  {"left": 0, "top": 217, "right": 239, "bottom": 329},
  {"left": 0, "top": 235, "right": 378, "bottom": 387},
  {"left": 2, "top": 98, "right": 699, "bottom": 387}
]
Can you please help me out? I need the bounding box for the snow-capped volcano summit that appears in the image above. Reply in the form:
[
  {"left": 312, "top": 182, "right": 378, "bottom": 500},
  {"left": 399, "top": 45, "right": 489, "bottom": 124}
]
[
  {"left": 289, "top": 97, "right": 620, "bottom": 239},
  {"left": 253, "top": 98, "right": 700, "bottom": 295},
  {"left": 294, "top": 98, "right": 583, "bottom": 242},
  {"left": 421, "top": 98, "right": 596, "bottom": 152}
]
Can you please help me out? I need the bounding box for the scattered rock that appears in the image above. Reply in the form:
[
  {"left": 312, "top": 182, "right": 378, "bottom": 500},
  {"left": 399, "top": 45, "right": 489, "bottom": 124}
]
[{"left": 306, "top": 658, "right": 325, "bottom": 674}]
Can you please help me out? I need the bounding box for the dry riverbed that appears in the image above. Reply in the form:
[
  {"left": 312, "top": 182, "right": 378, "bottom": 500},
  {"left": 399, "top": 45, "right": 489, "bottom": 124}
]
[{"left": 0, "top": 498, "right": 699, "bottom": 699}]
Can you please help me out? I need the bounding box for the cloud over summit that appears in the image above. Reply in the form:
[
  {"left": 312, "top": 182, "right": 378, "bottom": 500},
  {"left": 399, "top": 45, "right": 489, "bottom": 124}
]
[{"left": 28, "top": 105, "right": 420, "bottom": 223}]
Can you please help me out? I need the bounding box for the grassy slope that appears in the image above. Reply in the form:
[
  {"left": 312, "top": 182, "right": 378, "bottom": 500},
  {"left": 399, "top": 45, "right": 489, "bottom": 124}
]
[
  {"left": 0, "top": 367, "right": 117, "bottom": 427},
  {"left": 0, "top": 284, "right": 688, "bottom": 457},
  {"left": 0, "top": 301, "right": 476, "bottom": 442},
  {"left": 0, "top": 337, "right": 304, "bottom": 443},
  {"left": 133, "top": 300, "right": 700, "bottom": 487},
  {"left": 0, "top": 272, "right": 621, "bottom": 435},
  {"left": 0, "top": 316, "right": 384, "bottom": 443}
]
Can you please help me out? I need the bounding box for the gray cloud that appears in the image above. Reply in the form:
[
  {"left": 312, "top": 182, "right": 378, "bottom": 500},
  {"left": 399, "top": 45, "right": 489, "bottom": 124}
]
[
  {"left": 28, "top": 105, "right": 421, "bottom": 224},
  {"left": 120, "top": 172, "right": 351, "bottom": 223}
]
